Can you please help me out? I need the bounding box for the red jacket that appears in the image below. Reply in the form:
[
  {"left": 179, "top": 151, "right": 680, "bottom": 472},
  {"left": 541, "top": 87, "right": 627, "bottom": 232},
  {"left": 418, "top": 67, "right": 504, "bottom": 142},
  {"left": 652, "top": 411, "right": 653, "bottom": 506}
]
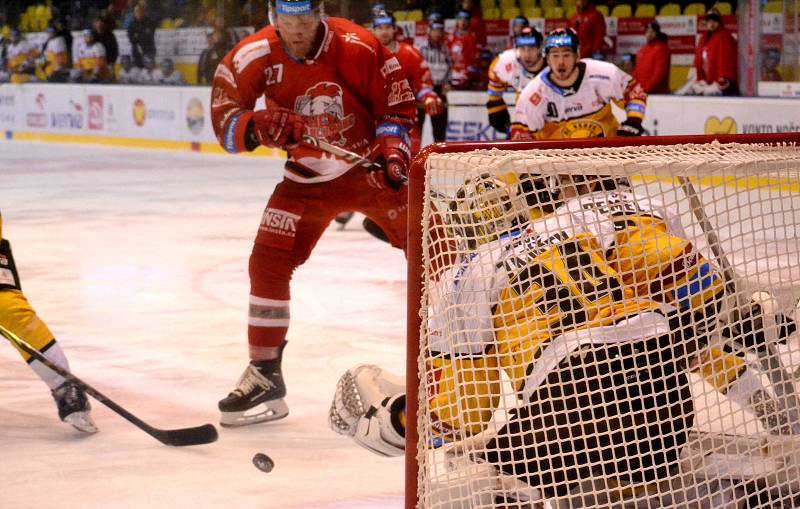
[
  {"left": 447, "top": 31, "right": 479, "bottom": 89},
  {"left": 694, "top": 26, "right": 738, "bottom": 91},
  {"left": 634, "top": 38, "right": 671, "bottom": 94},
  {"left": 569, "top": 6, "right": 606, "bottom": 57}
]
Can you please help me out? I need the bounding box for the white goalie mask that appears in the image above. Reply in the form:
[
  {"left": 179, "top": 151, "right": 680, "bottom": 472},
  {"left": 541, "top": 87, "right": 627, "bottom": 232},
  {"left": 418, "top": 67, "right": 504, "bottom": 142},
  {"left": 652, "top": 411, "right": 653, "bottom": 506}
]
[{"left": 448, "top": 173, "right": 529, "bottom": 248}]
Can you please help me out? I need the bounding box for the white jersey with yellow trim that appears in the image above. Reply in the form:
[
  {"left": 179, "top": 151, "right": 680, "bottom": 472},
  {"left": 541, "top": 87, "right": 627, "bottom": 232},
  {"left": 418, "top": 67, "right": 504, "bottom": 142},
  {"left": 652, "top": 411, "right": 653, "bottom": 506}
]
[
  {"left": 488, "top": 48, "right": 540, "bottom": 94},
  {"left": 427, "top": 189, "right": 690, "bottom": 357},
  {"left": 512, "top": 58, "right": 646, "bottom": 139}
]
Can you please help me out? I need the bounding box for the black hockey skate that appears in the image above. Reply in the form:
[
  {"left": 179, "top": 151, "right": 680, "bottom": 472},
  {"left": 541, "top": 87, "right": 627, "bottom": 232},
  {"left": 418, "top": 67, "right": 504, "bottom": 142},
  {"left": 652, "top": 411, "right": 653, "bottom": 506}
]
[
  {"left": 219, "top": 358, "right": 288, "bottom": 427},
  {"left": 52, "top": 381, "right": 98, "bottom": 433}
]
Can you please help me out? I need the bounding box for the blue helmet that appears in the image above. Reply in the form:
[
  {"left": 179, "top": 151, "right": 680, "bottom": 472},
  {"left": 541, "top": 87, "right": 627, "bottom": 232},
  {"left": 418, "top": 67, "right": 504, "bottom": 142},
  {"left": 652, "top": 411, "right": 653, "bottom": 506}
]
[
  {"left": 269, "top": 0, "right": 323, "bottom": 16},
  {"left": 514, "top": 26, "right": 543, "bottom": 48},
  {"left": 544, "top": 27, "right": 580, "bottom": 55},
  {"left": 372, "top": 10, "right": 395, "bottom": 28}
]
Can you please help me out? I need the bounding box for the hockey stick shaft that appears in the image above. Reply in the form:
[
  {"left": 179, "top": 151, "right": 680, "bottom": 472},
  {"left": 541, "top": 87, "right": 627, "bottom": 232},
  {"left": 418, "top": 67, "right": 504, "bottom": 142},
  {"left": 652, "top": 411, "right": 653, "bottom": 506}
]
[
  {"left": 679, "top": 176, "right": 800, "bottom": 432},
  {"left": 0, "top": 325, "right": 218, "bottom": 446},
  {"left": 301, "top": 135, "right": 384, "bottom": 172}
]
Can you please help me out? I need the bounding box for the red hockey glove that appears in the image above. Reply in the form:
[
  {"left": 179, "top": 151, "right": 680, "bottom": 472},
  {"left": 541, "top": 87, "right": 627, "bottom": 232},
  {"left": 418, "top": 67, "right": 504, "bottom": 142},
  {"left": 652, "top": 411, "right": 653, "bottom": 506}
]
[
  {"left": 616, "top": 117, "right": 644, "bottom": 137},
  {"left": 422, "top": 92, "right": 444, "bottom": 116},
  {"left": 367, "top": 123, "right": 411, "bottom": 191},
  {"left": 252, "top": 103, "right": 304, "bottom": 150}
]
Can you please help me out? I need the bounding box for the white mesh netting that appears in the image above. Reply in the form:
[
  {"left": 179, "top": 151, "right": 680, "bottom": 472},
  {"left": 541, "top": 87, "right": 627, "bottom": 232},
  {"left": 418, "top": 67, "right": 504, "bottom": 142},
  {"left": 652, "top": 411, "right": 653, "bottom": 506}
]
[{"left": 415, "top": 141, "right": 800, "bottom": 509}]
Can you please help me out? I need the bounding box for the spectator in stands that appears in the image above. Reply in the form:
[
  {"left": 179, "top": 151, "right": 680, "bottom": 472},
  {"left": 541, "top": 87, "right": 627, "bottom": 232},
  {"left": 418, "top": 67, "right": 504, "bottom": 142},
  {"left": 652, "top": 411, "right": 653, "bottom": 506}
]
[
  {"left": 138, "top": 55, "right": 156, "bottom": 84},
  {"left": 447, "top": 9, "right": 480, "bottom": 90},
  {"left": 0, "top": 35, "right": 9, "bottom": 83},
  {"left": 569, "top": 0, "right": 606, "bottom": 58},
  {"left": 151, "top": 58, "right": 185, "bottom": 85},
  {"left": 761, "top": 48, "right": 782, "bottom": 82},
  {"left": 40, "top": 25, "right": 71, "bottom": 83},
  {"left": 197, "top": 28, "right": 226, "bottom": 85},
  {"left": 5, "top": 30, "right": 37, "bottom": 84},
  {"left": 93, "top": 17, "right": 119, "bottom": 66},
  {"left": 117, "top": 54, "right": 142, "bottom": 84},
  {"left": 418, "top": 12, "right": 451, "bottom": 143},
  {"left": 633, "top": 20, "right": 671, "bottom": 94},
  {"left": 72, "top": 29, "right": 112, "bottom": 83},
  {"left": 677, "top": 9, "right": 739, "bottom": 96},
  {"left": 128, "top": 3, "right": 156, "bottom": 67},
  {"left": 52, "top": 18, "right": 73, "bottom": 63}
]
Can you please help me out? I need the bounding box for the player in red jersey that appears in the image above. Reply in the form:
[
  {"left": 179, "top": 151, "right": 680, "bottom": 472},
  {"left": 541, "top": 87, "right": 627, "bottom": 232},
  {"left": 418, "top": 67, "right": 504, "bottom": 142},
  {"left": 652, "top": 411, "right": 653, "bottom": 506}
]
[
  {"left": 210, "top": 0, "right": 417, "bottom": 427},
  {"left": 447, "top": 9, "right": 480, "bottom": 90},
  {"left": 371, "top": 11, "right": 443, "bottom": 153}
]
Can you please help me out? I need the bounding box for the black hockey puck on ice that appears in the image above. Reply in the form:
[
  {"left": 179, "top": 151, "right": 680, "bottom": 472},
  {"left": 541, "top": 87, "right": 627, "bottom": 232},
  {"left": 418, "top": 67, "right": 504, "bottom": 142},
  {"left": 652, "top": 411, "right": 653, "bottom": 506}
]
[{"left": 252, "top": 453, "right": 274, "bottom": 473}]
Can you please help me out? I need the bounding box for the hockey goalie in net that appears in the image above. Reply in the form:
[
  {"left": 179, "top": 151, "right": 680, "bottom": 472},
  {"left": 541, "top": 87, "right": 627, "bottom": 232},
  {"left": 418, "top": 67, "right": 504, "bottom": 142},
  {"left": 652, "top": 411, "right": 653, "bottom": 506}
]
[{"left": 329, "top": 170, "right": 800, "bottom": 508}]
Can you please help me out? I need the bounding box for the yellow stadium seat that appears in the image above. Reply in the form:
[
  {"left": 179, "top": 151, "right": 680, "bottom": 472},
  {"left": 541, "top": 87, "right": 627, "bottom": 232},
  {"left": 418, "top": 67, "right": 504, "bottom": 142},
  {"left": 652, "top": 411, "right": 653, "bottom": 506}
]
[
  {"left": 544, "top": 6, "right": 565, "bottom": 18},
  {"left": 634, "top": 3, "right": 656, "bottom": 17},
  {"left": 1, "top": 25, "right": 10, "bottom": 38},
  {"left": 406, "top": 9, "right": 423, "bottom": 21},
  {"left": 658, "top": 2, "right": 681, "bottom": 15},
  {"left": 565, "top": 5, "right": 577, "bottom": 17},
  {"left": 683, "top": 2, "right": 706, "bottom": 15},
  {"left": 393, "top": 10, "right": 408, "bottom": 20},
  {"left": 763, "top": 0, "right": 782, "bottom": 12},
  {"left": 19, "top": 12, "right": 31, "bottom": 32},
  {"left": 484, "top": 7, "right": 502, "bottom": 19},
  {"left": 500, "top": 0, "right": 518, "bottom": 10},
  {"left": 713, "top": 1, "right": 732, "bottom": 14},
  {"left": 596, "top": 4, "right": 609, "bottom": 15},
  {"left": 540, "top": 0, "right": 559, "bottom": 8},
  {"left": 481, "top": 0, "right": 497, "bottom": 11},
  {"left": 610, "top": 4, "right": 633, "bottom": 17},
  {"left": 562, "top": 0, "right": 576, "bottom": 8},
  {"left": 520, "top": 0, "right": 537, "bottom": 8},
  {"left": 160, "top": 18, "right": 176, "bottom": 29},
  {"left": 524, "top": 5, "right": 543, "bottom": 17},
  {"left": 503, "top": 7, "right": 522, "bottom": 18}
]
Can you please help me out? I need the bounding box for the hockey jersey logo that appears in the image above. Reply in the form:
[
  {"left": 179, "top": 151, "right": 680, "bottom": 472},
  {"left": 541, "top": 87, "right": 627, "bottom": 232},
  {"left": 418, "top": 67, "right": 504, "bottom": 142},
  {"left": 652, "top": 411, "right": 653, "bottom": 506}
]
[{"left": 294, "top": 82, "right": 356, "bottom": 146}]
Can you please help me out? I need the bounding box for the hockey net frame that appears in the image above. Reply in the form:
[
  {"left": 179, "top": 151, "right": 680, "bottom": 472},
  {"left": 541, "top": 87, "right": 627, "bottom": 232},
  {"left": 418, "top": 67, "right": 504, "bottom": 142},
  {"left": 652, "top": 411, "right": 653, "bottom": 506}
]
[{"left": 405, "top": 133, "right": 800, "bottom": 509}]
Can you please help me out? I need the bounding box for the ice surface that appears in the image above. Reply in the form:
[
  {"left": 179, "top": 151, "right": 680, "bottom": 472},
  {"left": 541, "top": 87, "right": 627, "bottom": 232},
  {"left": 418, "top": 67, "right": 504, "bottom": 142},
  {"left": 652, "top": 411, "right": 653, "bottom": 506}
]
[{"left": 1, "top": 141, "right": 407, "bottom": 509}]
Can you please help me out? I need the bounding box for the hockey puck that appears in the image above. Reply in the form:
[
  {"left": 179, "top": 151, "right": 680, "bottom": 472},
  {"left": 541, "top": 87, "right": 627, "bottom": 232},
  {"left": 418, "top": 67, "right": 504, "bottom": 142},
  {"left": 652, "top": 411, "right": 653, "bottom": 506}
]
[{"left": 252, "top": 453, "right": 274, "bottom": 473}]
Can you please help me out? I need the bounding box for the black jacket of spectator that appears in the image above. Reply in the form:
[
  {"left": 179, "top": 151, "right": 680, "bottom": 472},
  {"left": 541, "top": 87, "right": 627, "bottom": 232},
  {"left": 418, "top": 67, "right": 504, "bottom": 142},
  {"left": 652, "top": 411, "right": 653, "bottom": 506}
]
[
  {"left": 97, "top": 30, "right": 119, "bottom": 65},
  {"left": 128, "top": 15, "right": 156, "bottom": 67},
  {"left": 197, "top": 44, "right": 226, "bottom": 85}
]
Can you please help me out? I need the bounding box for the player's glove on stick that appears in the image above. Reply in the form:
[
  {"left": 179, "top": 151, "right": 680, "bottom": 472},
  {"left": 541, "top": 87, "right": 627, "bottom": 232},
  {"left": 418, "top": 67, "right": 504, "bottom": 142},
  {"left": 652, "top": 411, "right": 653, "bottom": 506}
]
[
  {"left": 423, "top": 92, "right": 445, "bottom": 116},
  {"left": 617, "top": 117, "right": 645, "bottom": 137},
  {"left": 252, "top": 102, "right": 304, "bottom": 150},
  {"left": 368, "top": 123, "right": 411, "bottom": 191}
]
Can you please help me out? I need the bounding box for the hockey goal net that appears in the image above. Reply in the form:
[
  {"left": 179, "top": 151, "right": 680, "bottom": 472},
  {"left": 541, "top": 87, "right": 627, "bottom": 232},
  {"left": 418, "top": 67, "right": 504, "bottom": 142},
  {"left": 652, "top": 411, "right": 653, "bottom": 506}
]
[{"left": 406, "top": 133, "right": 800, "bottom": 509}]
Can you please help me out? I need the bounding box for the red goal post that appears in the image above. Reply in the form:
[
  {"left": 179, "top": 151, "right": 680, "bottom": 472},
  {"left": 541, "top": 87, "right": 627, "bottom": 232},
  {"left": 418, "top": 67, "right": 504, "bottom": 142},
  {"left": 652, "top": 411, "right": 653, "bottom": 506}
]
[{"left": 405, "top": 132, "right": 800, "bottom": 509}]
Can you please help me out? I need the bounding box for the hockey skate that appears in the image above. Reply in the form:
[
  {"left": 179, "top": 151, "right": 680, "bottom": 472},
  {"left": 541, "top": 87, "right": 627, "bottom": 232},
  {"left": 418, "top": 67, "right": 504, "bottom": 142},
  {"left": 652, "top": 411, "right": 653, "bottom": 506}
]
[
  {"left": 52, "top": 381, "right": 98, "bottom": 433},
  {"left": 219, "top": 358, "right": 288, "bottom": 427}
]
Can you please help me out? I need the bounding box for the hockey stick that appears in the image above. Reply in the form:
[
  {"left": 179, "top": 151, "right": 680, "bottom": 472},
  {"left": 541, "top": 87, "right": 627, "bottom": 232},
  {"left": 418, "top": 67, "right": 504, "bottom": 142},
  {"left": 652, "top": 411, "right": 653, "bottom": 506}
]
[
  {"left": 678, "top": 176, "right": 800, "bottom": 433},
  {"left": 300, "top": 135, "right": 384, "bottom": 172},
  {"left": 0, "top": 325, "right": 218, "bottom": 446}
]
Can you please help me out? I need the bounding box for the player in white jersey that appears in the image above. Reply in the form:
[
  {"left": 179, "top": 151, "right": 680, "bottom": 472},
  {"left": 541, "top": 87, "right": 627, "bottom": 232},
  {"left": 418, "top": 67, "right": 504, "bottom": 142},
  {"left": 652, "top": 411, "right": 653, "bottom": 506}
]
[
  {"left": 117, "top": 54, "right": 142, "bottom": 84},
  {"left": 329, "top": 172, "right": 799, "bottom": 505},
  {"left": 486, "top": 26, "right": 545, "bottom": 135},
  {"left": 5, "top": 30, "right": 37, "bottom": 84},
  {"left": 512, "top": 28, "right": 647, "bottom": 140},
  {"left": 150, "top": 58, "right": 186, "bottom": 86}
]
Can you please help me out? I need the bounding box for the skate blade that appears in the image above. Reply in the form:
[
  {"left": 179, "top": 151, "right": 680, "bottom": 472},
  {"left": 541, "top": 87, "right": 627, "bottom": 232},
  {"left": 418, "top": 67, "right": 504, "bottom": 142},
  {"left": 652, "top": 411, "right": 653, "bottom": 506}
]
[
  {"left": 219, "top": 399, "right": 289, "bottom": 428},
  {"left": 64, "top": 411, "right": 99, "bottom": 433}
]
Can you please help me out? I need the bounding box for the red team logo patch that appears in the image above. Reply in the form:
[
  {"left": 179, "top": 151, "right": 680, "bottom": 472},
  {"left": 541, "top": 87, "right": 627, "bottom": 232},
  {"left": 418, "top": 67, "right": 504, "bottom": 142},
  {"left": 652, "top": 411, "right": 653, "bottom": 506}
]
[
  {"left": 294, "top": 82, "right": 355, "bottom": 146},
  {"left": 257, "top": 204, "right": 302, "bottom": 251},
  {"left": 530, "top": 92, "right": 542, "bottom": 106}
]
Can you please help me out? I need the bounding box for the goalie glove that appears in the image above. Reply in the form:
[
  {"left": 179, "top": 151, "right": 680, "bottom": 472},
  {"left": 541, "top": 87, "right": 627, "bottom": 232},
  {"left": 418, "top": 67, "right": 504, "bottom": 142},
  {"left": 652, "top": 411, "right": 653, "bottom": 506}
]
[
  {"left": 616, "top": 117, "right": 644, "bottom": 137},
  {"left": 723, "top": 291, "right": 797, "bottom": 349},
  {"left": 329, "top": 364, "right": 406, "bottom": 457}
]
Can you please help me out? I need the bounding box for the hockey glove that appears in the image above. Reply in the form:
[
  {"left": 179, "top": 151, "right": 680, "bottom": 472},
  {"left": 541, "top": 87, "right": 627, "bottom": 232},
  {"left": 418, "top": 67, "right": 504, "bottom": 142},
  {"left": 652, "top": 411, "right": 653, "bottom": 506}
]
[
  {"left": 487, "top": 96, "right": 511, "bottom": 134},
  {"left": 368, "top": 123, "right": 411, "bottom": 191},
  {"left": 423, "top": 92, "right": 445, "bottom": 117},
  {"left": 616, "top": 117, "right": 644, "bottom": 137},
  {"left": 723, "top": 292, "right": 797, "bottom": 349},
  {"left": 329, "top": 364, "right": 406, "bottom": 457},
  {"left": 252, "top": 102, "right": 305, "bottom": 150}
]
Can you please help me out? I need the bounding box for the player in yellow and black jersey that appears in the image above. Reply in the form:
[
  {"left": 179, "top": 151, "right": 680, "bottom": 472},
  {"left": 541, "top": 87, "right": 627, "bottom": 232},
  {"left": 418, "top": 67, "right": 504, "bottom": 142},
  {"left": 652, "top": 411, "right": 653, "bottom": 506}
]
[{"left": 1, "top": 211, "right": 96, "bottom": 432}]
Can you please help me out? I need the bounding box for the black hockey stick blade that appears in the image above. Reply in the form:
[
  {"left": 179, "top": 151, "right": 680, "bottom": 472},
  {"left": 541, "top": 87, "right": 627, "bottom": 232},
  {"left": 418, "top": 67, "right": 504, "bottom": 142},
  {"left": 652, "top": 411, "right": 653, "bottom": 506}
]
[
  {"left": 0, "top": 325, "right": 219, "bottom": 446},
  {"left": 157, "top": 423, "right": 219, "bottom": 447}
]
